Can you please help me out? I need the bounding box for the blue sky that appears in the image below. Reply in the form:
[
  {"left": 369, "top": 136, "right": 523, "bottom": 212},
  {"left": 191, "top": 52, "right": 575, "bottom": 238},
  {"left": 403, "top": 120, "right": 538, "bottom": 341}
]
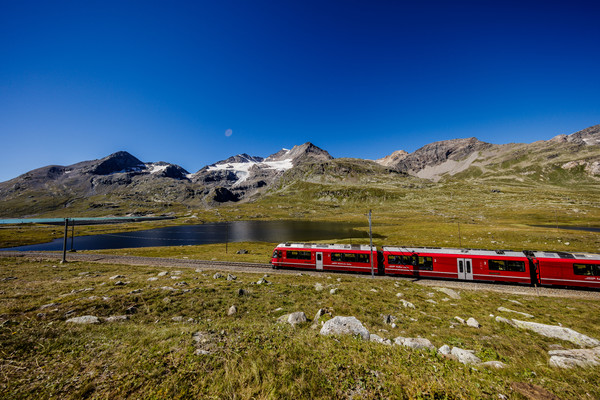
[{"left": 1, "top": 0, "right": 599, "bottom": 182}]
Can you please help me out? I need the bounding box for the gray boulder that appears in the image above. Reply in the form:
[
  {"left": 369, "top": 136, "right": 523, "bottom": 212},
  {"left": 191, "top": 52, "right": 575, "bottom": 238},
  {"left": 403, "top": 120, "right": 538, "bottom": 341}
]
[
  {"left": 227, "top": 274, "right": 237, "bottom": 281},
  {"left": 438, "top": 345, "right": 451, "bottom": 355},
  {"left": 451, "top": 347, "right": 481, "bottom": 364},
  {"left": 394, "top": 336, "right": 436, "bottom": 350},
  {"left": 466, "top": 318, "right": 480, "bottom": 328},
  {"left": 227, "top": 305, "right": 237, "bottom": 315},
  {"left": 66, "top": 315, "right": 100, "bottom": 324},
  {"left": 320, "top": 316, "right": 370, "bottom": 340},
  {"left": 213, "top": 272, "right": 224, "bottom": 279},
  {"left": 277, "top": 311, "right": 308, "bottom": 327}
]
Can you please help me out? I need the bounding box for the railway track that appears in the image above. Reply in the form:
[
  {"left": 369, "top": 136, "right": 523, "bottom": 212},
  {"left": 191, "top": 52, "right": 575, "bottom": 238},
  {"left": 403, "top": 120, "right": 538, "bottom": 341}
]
[{"left": 1, "top": 251, "right": 599, "bottom": 300}]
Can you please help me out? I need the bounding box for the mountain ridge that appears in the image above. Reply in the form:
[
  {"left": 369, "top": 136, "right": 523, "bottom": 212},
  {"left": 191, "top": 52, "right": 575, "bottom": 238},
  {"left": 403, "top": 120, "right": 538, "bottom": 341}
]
[{"left": 0, "top": 125, "right": 598, "bottom": 217}]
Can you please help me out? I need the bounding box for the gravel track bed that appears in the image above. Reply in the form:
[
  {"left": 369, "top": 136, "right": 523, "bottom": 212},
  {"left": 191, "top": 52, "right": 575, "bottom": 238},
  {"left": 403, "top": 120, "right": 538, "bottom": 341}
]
[{"left": 2, "top": 251, "right": 599, "bottom": 300}]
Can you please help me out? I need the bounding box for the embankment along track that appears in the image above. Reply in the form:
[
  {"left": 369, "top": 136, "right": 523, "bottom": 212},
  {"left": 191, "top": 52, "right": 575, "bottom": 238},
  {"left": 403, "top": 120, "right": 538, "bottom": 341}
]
[{"left": 1, "top": 251, "right": 599, "bottom": 300}]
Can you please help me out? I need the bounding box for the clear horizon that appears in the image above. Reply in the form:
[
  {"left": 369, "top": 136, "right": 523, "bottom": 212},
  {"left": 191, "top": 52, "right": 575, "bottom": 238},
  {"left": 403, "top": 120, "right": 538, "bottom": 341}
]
[{"left": 1, "top": 1, "right": 599, "bottom": 182}]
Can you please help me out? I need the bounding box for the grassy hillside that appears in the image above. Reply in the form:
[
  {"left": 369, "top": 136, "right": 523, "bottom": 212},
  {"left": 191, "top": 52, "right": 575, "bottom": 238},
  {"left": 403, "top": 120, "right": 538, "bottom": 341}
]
[{"left": 1, "top": 257, "right": 599, "bottom": 399}]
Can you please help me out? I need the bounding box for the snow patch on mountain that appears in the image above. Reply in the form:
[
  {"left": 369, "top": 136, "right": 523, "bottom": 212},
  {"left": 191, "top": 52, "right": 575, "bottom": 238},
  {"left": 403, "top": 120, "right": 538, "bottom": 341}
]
[{"left": 207, "top": 157, "right": 293, "bottom": 185}]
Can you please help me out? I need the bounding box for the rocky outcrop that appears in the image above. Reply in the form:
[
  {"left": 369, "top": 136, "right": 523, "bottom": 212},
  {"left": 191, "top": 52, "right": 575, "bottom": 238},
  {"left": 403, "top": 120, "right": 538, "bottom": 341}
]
[
  {"left": 501, "top": 319, "right": 600, "bottom": 347},
  {"left": 548, "top": 347, "right": 600, "bottom": 368},
  {"left": 320, "top": 316, "right": 370, "bottom": 340}
]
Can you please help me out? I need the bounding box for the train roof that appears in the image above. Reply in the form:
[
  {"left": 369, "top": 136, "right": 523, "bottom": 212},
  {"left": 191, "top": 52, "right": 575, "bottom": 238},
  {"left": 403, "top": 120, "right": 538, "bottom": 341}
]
[
  {"left": 276, "top": 243, "right": 376, "bottom": 252},
  {"left": 531, "top": 251, "right": 600, "bottom": 261},
  {"left": 382, "top": 246, "right": 526, "bottom": 258}
]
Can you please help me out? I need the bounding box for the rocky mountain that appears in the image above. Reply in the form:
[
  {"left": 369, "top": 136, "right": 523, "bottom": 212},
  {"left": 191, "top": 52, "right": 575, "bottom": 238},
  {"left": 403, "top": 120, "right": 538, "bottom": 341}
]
[
  {"left": 376, "top": 124, "right": 600, "bottom": 182},
  {"left": 191, "top": 142, "right": 333, "bottom": 202},
  {"left": 0, "top": 125, "right": 598, "bottom": 218}
]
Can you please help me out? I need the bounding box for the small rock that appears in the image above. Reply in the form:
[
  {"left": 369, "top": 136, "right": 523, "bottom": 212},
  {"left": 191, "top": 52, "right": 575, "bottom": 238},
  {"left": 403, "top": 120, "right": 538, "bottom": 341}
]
[
  {"left": 330, "top": 288, "right": 338, "bottom": 294},
  {"left": 466, "top": 318, "right": 480, "bottom": 328},
  {"left": 320, "top": 316, "right": 370, "bottom": 340},
  {"left": 213, "top": 273, "right": 223, "bottom": 279},
  {"left": 370, "top": 288, "right": 378, "bottom": 293},
  {"left": 66, "top": 315, "right": 100, "bottom": 324},
  {"left": 495, "top": 316, "right": 517, "bottom": 327},
  {"left": 114, "top": 281, "right": 127, "bottom": 286},
  {"left": 237, "top": 288, "right": 248, "bottom": 296},
  {"left": 277, "top": 311, "right": 308, "bottom": 327},
  {"left": 481, "top": 361, "right": 507, "bottom": 369},
  {"left": 336, "top": 278, "right": 342, "bottom": 282},
  {"left": 40, "top": 303, "right": 59, "bottom": 310},
  {"left": 257, "top": 278, "right": 268, "bottom": 285},
  {"left": 228, "top": 305, "right": 237, "bottom": 315},
  {"left": 236, "top": 249, "right": 248, "bottom": 254},
  {"left": 314, "top": 283, "right": 324, "bottom": 291},
  {"left": 105, "top": 315, "right": 129, "bottom": 322},
  {"left": 497, "top": 306, "right": 534, "bottom": 318},
  {"left": 171, "top": 316, "right": 184, "bottom": 322},
  {"left": 454, "top": 316, "right": 465, "bottom": 324},
  {"left": 425, "top": 299, "right": 437, "bottom": 305},
  {"left": 370, "top": 334, "right": 392, "bottom": 346},
  {"left": 128, "top": 289, "right": 143, "bottom": 294},
  {"left": 147, "top": 277, "right": 159, "bottom": 281},
  {"left": 400, "top": 299, "right": 415, "bottom": 309},
  {"left": 110, "top": 275, "right": 125, "bottom": 280},
  {"left": 157, "top": 271, "right": 168, "bottom": 277},
  {"left": 434, "top": 287, "right": 460, "bottom": 299},
  {"left": 175, "top": 281, "right": 188, "bottom": 287},
  {"left": 396, "top": 292, "right": 403, "bottom": 297},
  {"left": 125, "top": 306, "right": 138, "bottom": 314},
  {"left": 227, "top": 274, "right": 237, "bottom": 281},
  {"left": 160, "top": 286, "right": 176, "bottom": 291},
  {"left": 438, "top": 345, "right": 451, "bottom": 355},
  {"left": 391, "top": 323, "right": 397, "bottom": 329},
  {"left": 382, "top": 314, "right": 397, "bottom": 325},
  {"left": 195, "top": 349, "right": 211, "bottom": 355}
]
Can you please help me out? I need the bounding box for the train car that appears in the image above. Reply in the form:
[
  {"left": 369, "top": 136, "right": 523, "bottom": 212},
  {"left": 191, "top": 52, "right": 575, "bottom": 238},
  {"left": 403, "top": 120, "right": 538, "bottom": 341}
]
[
  {"left": 382, "top": 246, "right": 534, "bottom": 284},
  {"left": 533, "top": 251, "right": 600, "bottom": 289},
  {"left": 271, "top": 243, "right": 378, "bottom": 273}
]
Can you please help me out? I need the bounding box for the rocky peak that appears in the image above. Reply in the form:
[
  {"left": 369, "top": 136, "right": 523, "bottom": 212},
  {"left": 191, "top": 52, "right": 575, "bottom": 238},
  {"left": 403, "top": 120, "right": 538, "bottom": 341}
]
[
  {"left": 550, "top": 124, "right": 600, "bottom": 146},
  {"left": 376, "top": 150, "right": 409, "bottom": 167},
  {"left": 266, "top": 142, "right": 333, "bottom": 165},
  {"left": 214, "top": 153, "right": 264, "bottom": 165},
  {"left": 390, "top": 137, "right": 492, "bottom": 172},
  {"left": 88, "top": 151, "right": 145, "bottom": 175}
]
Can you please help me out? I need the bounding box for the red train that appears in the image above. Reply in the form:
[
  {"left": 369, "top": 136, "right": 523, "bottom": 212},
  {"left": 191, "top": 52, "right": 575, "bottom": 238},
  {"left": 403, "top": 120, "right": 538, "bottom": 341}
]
[{"left": 271, "top": 243, "right": 600, "bottom": 289}]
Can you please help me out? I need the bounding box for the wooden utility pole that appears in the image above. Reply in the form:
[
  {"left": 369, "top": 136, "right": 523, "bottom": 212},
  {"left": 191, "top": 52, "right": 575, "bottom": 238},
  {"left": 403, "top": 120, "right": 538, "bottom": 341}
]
[
  {"left": 368, "top": 209, "right": 374, "bottom": 278},
  {"left": 61, "top": 218, "right": 69, "bottom": 263}
]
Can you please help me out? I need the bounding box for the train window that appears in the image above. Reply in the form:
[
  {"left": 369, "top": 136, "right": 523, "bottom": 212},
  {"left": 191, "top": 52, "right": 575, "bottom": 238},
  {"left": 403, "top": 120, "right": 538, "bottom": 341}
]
[
  {"left": 333, "top": 252, "right": 370, "bottom": 263},
  {"left": 287, "top": 250, "right": 312, "bottom": 260},
  {"left": 573, "top": 263, "right": 600, "bottom": 276},
  {"left": 418, "top": 256, "right": 433, "bottom": 270},
  {"left": 489, "top": 259, "right": 525, "bottom": 272},
  {"left": 388, "top": 255, "right": 413, "bottom": 265},
  {"left": 272, "top": 250, "right": 282, "bottom": 258}
]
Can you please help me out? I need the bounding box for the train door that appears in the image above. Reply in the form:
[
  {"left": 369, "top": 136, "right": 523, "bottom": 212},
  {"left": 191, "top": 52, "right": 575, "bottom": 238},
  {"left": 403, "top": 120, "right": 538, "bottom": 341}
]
[
  {"left": 464, "top": 258, "right": 473, "bottom": 280},
  {"left": 457, "top": 258, "right": 466, "bottom": 280},
  {"left": 457, "top": 258, "right": 473, "bottom": 280},
  {"left": 316, "top": 252, "right": 323, "bottom": 270}
]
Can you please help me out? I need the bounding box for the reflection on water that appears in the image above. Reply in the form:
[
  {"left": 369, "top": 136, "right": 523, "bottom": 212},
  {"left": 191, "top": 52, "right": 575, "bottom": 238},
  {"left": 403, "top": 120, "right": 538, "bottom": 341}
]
[{"left": 2, "top": 220, "right": 369, "bottom": 251}]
